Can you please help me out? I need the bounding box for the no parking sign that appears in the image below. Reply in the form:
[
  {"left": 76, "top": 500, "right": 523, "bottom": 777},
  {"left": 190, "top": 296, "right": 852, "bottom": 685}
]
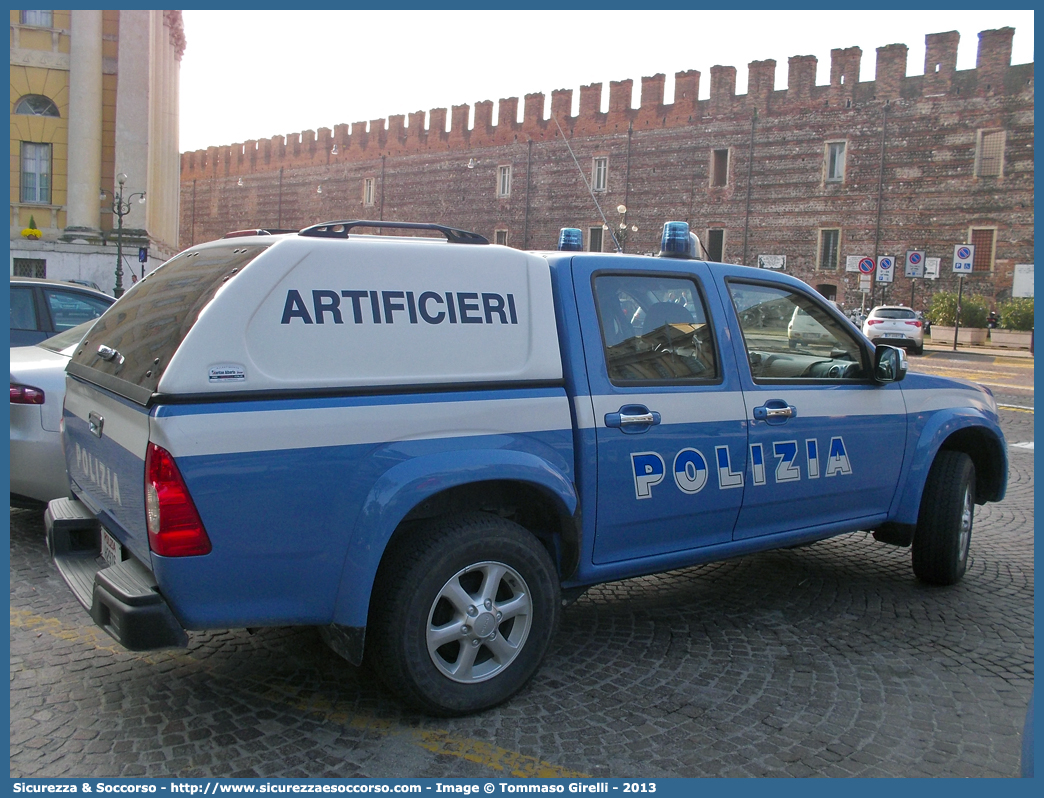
[
  {"left": 876, "top": 255, "right": 894, "bottom": 283},
  {"left": 953, "top": 244, "right": 975, "bottom": 272},
  {"left": 905, "top": 250, "right": 925, "bottom": 278}
]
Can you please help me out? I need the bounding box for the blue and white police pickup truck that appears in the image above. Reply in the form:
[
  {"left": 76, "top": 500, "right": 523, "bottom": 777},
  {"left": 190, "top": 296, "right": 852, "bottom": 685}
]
[{"left": 47, "top": 220, "right": 1007, "bottom": 716}]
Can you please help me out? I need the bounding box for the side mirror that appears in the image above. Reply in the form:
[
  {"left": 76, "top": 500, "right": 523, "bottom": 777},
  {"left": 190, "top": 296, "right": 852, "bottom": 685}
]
[{"left": 874, "top": 345, "right": 908, "bottom": 383}]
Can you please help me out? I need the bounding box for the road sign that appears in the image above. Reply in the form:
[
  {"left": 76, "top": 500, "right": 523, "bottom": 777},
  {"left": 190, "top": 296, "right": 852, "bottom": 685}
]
[
  {"left": 138, "top": 247, "right": 148, "bottom": 263},
  {"left": 858, "top": 257, "right": 875, "bottom": 274},
  {"left": 953, "top": 244, "right": 975, "bottom": 272},
  {"left": 905, "top": 250, "right": 925, "bottom": 278},
  {"left": 924, "top": 257, "right": 941, "bottom": 279},
  {"left": 876, "top": 256, "right": 894, "bottom": 283},
  {"left": 859, "top": 274, "right": 872, "bottom": 291}
]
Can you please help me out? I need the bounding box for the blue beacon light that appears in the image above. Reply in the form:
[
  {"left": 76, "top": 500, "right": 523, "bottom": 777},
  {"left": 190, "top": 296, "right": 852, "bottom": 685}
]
[
  {"left": 659, "top": 221, "right": 695, "bottom": 259},
  {"left": 557, "top": 228, "right": 584, "bottom": 251}
]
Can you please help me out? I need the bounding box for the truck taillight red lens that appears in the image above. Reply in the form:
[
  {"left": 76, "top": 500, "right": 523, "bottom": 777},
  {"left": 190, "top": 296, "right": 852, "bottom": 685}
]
[
  {"left": 10, "top": 382, "right": 45, "bottom": 404},
  {"left": 145, "top": 443, "right": 212, "bottom": 556}
]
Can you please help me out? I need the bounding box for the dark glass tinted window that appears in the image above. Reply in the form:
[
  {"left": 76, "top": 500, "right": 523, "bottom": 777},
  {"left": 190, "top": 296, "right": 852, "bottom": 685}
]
[
  {"left": 593, "top": 274, "right": 718, "bottom": 383},
  {"left": 69, "top": 244, "right": 269, "bottom": 403}
]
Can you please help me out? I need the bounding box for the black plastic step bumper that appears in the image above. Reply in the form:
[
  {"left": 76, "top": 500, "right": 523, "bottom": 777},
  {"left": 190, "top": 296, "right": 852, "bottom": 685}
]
[{"left": 45, "top": 497, "right": 188, "bottom": 650}]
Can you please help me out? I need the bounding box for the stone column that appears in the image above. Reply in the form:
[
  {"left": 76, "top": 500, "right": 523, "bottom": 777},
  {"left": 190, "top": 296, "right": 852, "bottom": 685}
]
[
  {"left": 65, "top": 9, "right": 103, "bottom": 235},
  {"left": 114, "top": 9, "right": 151, "bottom": 231}
]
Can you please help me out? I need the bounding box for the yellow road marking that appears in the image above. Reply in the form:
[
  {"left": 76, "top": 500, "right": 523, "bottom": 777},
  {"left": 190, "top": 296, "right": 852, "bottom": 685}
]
[{"left": 11, "top": 608, "right": 586, "bottom": 777}]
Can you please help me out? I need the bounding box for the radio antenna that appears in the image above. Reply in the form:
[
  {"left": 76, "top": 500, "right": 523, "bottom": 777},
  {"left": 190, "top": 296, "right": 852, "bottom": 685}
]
[{"left": 552, "top": 113, "right": 622, "bottom": 253}]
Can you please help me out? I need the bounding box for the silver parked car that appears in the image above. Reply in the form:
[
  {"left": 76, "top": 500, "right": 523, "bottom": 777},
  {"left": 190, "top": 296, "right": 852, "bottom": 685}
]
[
  {"left": 862, "top": 305, "right": 925, "bottom": 355},
  {"left": 10, "top": 321, "right": 93, "bottom": 508}
]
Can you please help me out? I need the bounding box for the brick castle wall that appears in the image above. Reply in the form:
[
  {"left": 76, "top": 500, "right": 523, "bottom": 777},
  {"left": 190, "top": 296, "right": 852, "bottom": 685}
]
[{"left": 180, "top": 27, "right": 1033, "bottom": 307}]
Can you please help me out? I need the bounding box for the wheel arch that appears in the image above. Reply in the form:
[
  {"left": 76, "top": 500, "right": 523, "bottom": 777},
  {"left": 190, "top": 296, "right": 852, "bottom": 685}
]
[
  {"left": 329, "top": 448, "right": 578, "bottom": 634},
  {"left": 892, "top": 412, "right": 1007, "bottom": 524}
]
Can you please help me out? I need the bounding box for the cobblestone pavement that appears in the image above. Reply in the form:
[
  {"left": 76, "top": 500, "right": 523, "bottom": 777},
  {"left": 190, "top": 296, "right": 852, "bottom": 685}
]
[{"left": 10, "top": 405, "right": 1033, "bottom": 779}]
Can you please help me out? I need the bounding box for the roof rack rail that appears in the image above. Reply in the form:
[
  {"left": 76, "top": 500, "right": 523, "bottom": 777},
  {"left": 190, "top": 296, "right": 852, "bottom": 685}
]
[
  {"left": 297, "top": 220, "right": 489, "bottom": 245},
  {"left": 222, "top": 228, "right": 299, "bottom": 238}
]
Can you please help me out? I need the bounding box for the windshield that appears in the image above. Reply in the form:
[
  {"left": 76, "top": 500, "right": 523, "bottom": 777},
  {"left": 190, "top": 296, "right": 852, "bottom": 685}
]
[
  {"left": 38, "top": 320, "right": 95, "bottom": 354},
  {"left": 874, "top": 308, "right": 917, "bottom": 320}
]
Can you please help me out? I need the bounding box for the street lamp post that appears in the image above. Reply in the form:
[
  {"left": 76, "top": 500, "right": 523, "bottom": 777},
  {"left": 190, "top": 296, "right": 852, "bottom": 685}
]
[
  {"left": 102, "top": 173, "right": 145, "bottom": 298},
  {"left": 603, "top": 204, "right": 637, "bottom": 253}
]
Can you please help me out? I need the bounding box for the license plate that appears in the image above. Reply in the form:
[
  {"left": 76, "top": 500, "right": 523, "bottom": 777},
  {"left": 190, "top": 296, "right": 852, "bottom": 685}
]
[
  {"left": 101, "top": 528, "right": 122, "bottom": 568},
  {"left": 884, "top": 333, "right": 904, "bottom": 338}
]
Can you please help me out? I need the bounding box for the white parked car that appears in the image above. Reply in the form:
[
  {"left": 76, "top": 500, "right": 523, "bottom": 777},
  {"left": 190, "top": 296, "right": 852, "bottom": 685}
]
[
  {"left": 10, "top": 321, "right": 92, "bottom": 508},
  {"left": 862, "top": 305, "right": 925, "bottom": 355}
]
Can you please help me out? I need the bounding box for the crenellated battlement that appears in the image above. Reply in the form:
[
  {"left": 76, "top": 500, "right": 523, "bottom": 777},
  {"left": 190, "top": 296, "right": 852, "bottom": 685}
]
[{"left": 180, "top": 27, "right": 1025, "bottom": 178}]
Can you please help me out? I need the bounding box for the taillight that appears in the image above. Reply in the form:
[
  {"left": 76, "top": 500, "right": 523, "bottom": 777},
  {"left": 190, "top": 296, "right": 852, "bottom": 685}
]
[
  {"left": 906, "top": 320, "right": 923, "bottom": 327},
  {"left": 866, "top": 319, "right": 882, "bottom": 326},
  {"left": 145, "top": 443, "right": 212, "bottom": 556},
  {"left": 10, "top": 382, "right": 45, "bottom": 404}
]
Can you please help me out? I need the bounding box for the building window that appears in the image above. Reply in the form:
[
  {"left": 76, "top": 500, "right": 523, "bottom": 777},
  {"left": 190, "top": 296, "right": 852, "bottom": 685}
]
[
  {"left": 818, "top": 228, "right": 840, "bottom": 271},
  {"left": 20, "top": 10, "right": 53, "bottom": 27},
  {"left": 363, "top": 178, "right": 375, "bottom": 207},
  {"left": 711, "top": 149, "right": 729, "bottom": 187},
  {"left": 497, "top": 165, "right": 512, "bottom": 198},
  {"left": 707, "top": 229, "right": 725, "bottom": 262},
  {"left": 588, "top": 226, "right": 603, "bottom": 252},
  {"left": 976, "top": 130, "right": 1005, "bottom": 177},
  {"left": 495, "top": 230, "right": 508, "bottom": 246},
  {"left": 970, "top": 228, "right": 996, "bottom": 272},
  {"left": 21, "top": 142, "right": 51, "bottom": 204},
  {"left": 13, "top": 258, "right": 46, "bottom": 278},
  {"left": 592, "top": 157, "right": 608, "bottom": 192},
  {"left": 825, "top": 142, "right": 846, "bottom": 182},
  {"left": 14, "top": 95, "right": 60, "bottom": 117}
]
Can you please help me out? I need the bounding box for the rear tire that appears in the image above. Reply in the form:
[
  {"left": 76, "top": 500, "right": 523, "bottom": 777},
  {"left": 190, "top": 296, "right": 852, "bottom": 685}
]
[
  {"left": 912, "top": 451, "right": 975, "bottom": 585},
  {"left": 367, "top": 512, "right": 560, "bottom": 715}
]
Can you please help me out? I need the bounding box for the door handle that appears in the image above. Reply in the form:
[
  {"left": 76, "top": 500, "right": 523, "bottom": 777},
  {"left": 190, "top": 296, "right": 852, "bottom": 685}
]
[
  {"left": 604, "top": 404, "right": 662, "bottom": 434},
  {"left": 753, "top": 401, "right": 796, "bottom": 424}
]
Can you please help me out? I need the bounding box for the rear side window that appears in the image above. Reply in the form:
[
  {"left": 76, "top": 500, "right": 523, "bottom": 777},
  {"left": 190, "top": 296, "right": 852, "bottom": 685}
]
[
  {"left": 68, "top": 245, "right": 269, "bottom": 404},
  {"left": 593, "top": 273, "right": 718, "bottom": 384},
  {"left": 10, "top": 286, "right": 37, "bottom": 331},
  {"left": 43, "top": 288, "right": 111, "bottom": 332}
]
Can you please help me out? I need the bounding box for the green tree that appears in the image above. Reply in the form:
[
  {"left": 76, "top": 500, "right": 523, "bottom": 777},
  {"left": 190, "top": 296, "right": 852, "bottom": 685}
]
[
  {"left": 998, "top": 297, "right": 1034, "bottom": 331},
  {"left": 927, "top": 292, "right": 989, "bottom": 327}
]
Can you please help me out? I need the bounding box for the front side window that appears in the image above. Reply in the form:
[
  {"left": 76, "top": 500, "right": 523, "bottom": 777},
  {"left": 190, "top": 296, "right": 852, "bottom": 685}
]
[
  {"left": 825, "top": 141, "right": 846, "bottom": 182},
  {"left": 592, "top": 157, "right": 608, "bottom": 192},
  {"left": 362, "top": 177, "right": 374, "bottom": 207},
  {"left": 728, "top": 282, "right": 866, "bottom": 381},
  {"left": 14, "top": 95, "right": 60, "bottom": 117},
  {"left": 21, "top": 142, "right": 51, "bottom": 204},
  {"left": 593, "top": 274, "right": 718, "bottom": 384},
  {"left": 970, "top": 228, "right": 996, "bottom": 272},
  {"left": 20, "top": 10, "right": 53, "bottom": 26},
  {"left": 588, "top": 226, "right": 603, "bottom": 252},
  {"left": 497, "top": 165, "right": 512, "bottom": 198},
  {"left": 976, "top": 130, "right": 1005, "bottom": 177},
  {"left": 818, "top": 228, "right": 840, "bottom": 271}
]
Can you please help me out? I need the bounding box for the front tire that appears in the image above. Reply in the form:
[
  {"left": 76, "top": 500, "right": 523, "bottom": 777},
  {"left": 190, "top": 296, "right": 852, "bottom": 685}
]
[
  {"left": 912, "top": 451, "right": 975, "bottom": 585},
  {"left": 367, "top": 512, "right": 560, "bottom": 715}
]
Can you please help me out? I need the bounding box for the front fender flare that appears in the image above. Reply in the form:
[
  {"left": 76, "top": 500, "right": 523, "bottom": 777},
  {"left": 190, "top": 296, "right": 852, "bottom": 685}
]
[{"left": 891, "top": 408, "right": 1007, "bottom": 525}]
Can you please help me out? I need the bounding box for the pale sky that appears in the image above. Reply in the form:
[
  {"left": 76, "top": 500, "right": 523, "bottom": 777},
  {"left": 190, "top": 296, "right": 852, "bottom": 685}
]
[{"left": 178, "top": 9, "right": 1034, "bottom": 153}]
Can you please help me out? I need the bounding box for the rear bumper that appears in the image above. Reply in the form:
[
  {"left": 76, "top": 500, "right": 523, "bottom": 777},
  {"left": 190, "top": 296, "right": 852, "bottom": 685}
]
[{"left": 45, "top": 497, "right": 188, "bottom": 650}]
